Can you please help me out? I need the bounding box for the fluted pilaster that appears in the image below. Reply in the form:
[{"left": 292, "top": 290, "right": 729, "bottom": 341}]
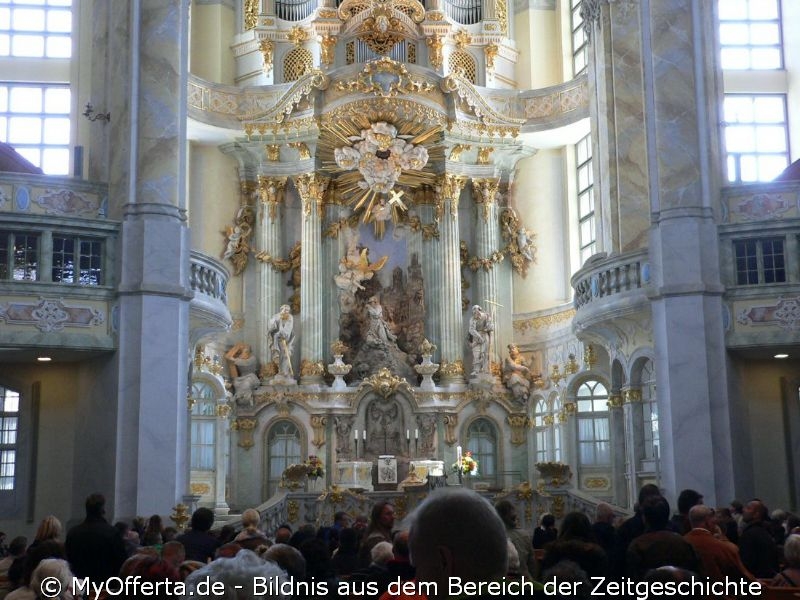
[
  {"left": 438, "top": 174, "right": 467, "bottom": 385},
  {"left": 471, "top": 177, "right": 500, "bottom": 368},
  {"left": 294, "top": 173, "right": 329, "bottom": 385},
  {"left": 257, "top": 176, "right": 287, "bottom": 376}
]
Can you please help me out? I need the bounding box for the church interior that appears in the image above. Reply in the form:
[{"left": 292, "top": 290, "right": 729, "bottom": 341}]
[{"left": 0, "top": 0, "right": 799, "bottom": 536}]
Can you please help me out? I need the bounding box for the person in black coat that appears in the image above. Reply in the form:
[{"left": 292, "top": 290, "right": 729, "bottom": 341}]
[
  {"left": 65, "top": 493, "right": 127, "bottom": 581},
  {"left": 176, "top": 508, "right": 221, "bottom": 563}
]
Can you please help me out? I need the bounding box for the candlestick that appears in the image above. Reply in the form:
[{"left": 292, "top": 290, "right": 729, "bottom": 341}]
[
  {"left": 415, "top": 429, "right": 419, "bottom": 440},
  {"left": 354, "top": 429, "right": 358, "bottom": 440},
  {"left": 362, "top": 430, "right": 366, "bottom": 441},
  {"left": 406, "top": 429, "right": 410, "bottom": 440}
]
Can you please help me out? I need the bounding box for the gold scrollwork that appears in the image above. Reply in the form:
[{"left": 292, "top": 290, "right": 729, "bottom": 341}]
[
  {"left": 320, "top": 33, "right": 337, "bottom": 66},
  {"left": 426, "top": 35, "right": 443, "bottom": 69},
  {"left": 623, "top": 389, "right": 642, "bottom": 403},
  {"left": 453, "top": 29, "right": 471, "bottom": 49},
  {"left": 287, "top": 26, "right": 310, "bottom": 47},
  {"left": 358, "top": 367, "right": 413, "bottom": 399},
  {"left": 289, "top": 142, "right": 311, "bottom": 159},
  {"left": 233, "top": 418, "right": 257, "bottom": 449},
  {"left": 334, "top": 57, "right": 435, "bottom": 98},
  {"left": 439, "top": 359, "right": 464, "bottom": 378},
  {"left": 300, "top": 359, "right": 326, "bottom": 377},
  {"left": 311, "top": 415, "right": 327, "bottom": 448},
  {"left": 442, "top": 413, "right": 458, "bottom": 445},
  {"left": 607, "top": 394, "right": 623, "bottom": 409},
  {"left": 257, "top": 176, "right": 287, "bottom": 221},
  {"left": 244, "top": 0, "right": 259, "bottom": 30},
  {"left": 507, "top": 414, "right": 531, "bottom": 445},
  {"left": 259, "top": 39, "right": 274, "bottom": 73},
  {"left": 287, "top": 500, "right": 300, "bottom": 523}
]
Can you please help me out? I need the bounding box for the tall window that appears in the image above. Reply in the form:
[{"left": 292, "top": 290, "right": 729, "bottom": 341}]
[
  {"left": 466, "top": 418, "right": 497, "bottom": 479},
  {"left": 734, "top": 237, "right": 785, "bottom": 285},
  {"left": 570, "top": 0, "right": 588, "bottom": 76},
  {"left": 576, "top": 380, "right": 610, "bottom": 466},
  {"left": 723, "top": 94, "right": 789, "bottom": 183},
  {"left": 718, "top": 0, "right": 782, "bottom": 70},
  {"left": 0, "top": 0, "right": 72, "bottom": 58},
  {"left": 576, "top": 133, "right": 595, "bottom": 264},
  {"left": 534, "top": 399, "right": 549, "bottom": 463},
  {"left": 189, "top": 381, "right": 217, "bottom": 471},
  {"left": 640, "top": 360, "right": 659, "bottom": 461},
  {"left": 0, "top": 386, "right": 19, "bottom": 490},
  {"left": 266, "top": 420, "right": 301, "bottom": 497},
  {"left": 0, "top": 83, "right": 71, "bottom": 174}
]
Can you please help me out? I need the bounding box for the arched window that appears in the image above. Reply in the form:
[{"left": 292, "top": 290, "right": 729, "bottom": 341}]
[
  {"left": 0, "top": 386, "right": 20, "bottom": 490},
  {"left": 576, "top": 380, "right": 610, "bottom": 466},
  {"left": 534, "top": 398, "right": 549, "bottom": 463},
  {"left": 266, "top": 420, "right": 302, "bottom": 498},
  {"left": 640, "top": 360, "right": 659, "bottom": 460},
  {"left": 466, "top": 418, "right": 497, "bottom": 479},
  {"left": 189, "top": 381, "right": 217, "bottom": 471},
  {"left": 283, "top": 48, "right": 312, "bottom": 82}
]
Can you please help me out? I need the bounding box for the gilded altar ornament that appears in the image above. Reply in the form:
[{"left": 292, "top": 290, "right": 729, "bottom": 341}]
[
  {"left": 287, "top": 500, "right": 300, "bottom": 523},
  {"left": 290, "top": 142, "right": 311, "bottom": 159},
  {"left": 358, "top": 367, "right": 412, "bottom": 399},
  {"left": 448, "top": 144, "right": 470, "bottom": 161},
  {"left": 507, "top": 414, "right": 531, "bottom": 445},
  {"left": 564, "top": 353, "right": 579, "bottom": 375},
  {"left": 334, "top": 57, "right": 435, "bottom": 97},
  {"left": 233, "top": 418, "right": 258, "bottom": 449},
  {"left": 287, "top": 26, "right": 310, "bottom": 47},
  {"left": 300, "top": 359, "right": 325, "bottom": 377},
  {"left": 550, "top": 363, "right": 563, "bottom": 386},
  {"left": 311, "top": 415, "right": 327, "bottom": 448},
  {"left": 438, "top": 359, "right": 464, "bottom": 378},
  {"left": 583, "top": 344, "right": 597, "bottom": 369},
  {"left": 623, "top": 389, "right": 642, "bottom": 404},
  {"left": 170, "top": 504, "right": 190, "bottom": 531},
  {"left": 244, "top": 0, "right": 259, "bottom": 30},
  {"left": 320, "top": 33, "right": 337, "bottom": 66},
  {"left": 484, "top": 43, "right": 499, "bottom": 72},
  {"left": 216, "top": 403, "right": 232, "bottom": 418},
  {"left": 453, "top": 29, "right": 472, "bottom": 50},
  {"left": 259, "top": 39, "right": 274, "bottom": 73},
  {"left": 426, "top": 34, "right": 444, "bottom": 69},
  {"left": 222, "top": 204, "right": 255, "bottom": 276},
  {"left": 194, "top": 346, "right": 209, "bottom": 370},
  {"left": 443, "top": 413, "right": 459, "bottom": 444},
  {"left": 266, "top": 144, "right": 280, "bottom": 161},
  {"left": 331, "top": 339, "right": 349, "bottom": 356},
  {"left": 477, "top": 147, "right": 494, "bottom": 165}
]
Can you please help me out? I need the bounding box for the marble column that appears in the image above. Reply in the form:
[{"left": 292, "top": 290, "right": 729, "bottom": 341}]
[
  {"left": 471, "top": 177, "right": 501, "bottom": 370},
  {"left": 107, "top": 0, "right": 192, "bottom": 519},
  {"left": 640, "top": 0, "right": 740, "bottom": 506},
  {"left": 607, "top": 393, "right": 628, "bottom": 508},
  {"left": 413, "top": 190, "right": 441, "bottom": 359},
  {"left": 294, "top": 173, "right": 329, "bottom": 385},
  {"left": 214, "top": 402, "right": 231, "bottom": 515},
  {"left": 257, "top": 175, "right": 288, "bottom": 378},
  {"left": 437, "top": 174, "right": 467, "bottom": 386}
]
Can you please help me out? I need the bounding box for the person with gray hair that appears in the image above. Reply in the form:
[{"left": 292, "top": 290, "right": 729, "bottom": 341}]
[
  {"left": 408, "top": 488, "right": 508, "bottom": 600},
  {"left": 769, "top": 533, "right": 800, "bottom": 587},
  {"left": 684, "top": 504, "right": 754, "bottom": 583},
  {"left": 184, "top": 549, "right": 292, "bottom": 600},
  {"left": 7, "top": 558, "right": 75, "bottom": 600},
  {"left": 263, "top": 544, "right": 306, "bottom": 580}
]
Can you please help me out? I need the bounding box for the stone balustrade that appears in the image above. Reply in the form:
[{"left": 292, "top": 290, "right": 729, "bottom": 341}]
[{"left": 571, "top": 250, "right": 650, "bottom": 310}]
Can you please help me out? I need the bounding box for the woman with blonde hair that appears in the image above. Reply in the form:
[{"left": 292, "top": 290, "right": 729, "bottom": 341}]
[
  {"left": 233, "top": 508, "right": 268, "bottom": 552},
  {"left": 31, "top": 516, "right": 62, "bottom": 548}
]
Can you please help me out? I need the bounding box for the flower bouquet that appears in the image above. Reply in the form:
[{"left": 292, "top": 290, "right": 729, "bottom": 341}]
[
  {"left": 304, "top": 455, "right": 325, "bottom": 478},
  {"left": 452, "top": 451, "right": 479, "bottom": 477}
]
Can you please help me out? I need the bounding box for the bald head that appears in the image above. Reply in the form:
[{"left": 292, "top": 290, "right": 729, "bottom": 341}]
[
  {"left": 688, "top": 504, "right": 715, "bottom": 529},
  {"left": 408, "top": 488, "right": 507, "bottom": 600}
]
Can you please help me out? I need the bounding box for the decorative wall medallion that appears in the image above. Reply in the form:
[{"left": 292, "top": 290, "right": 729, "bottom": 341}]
[
  {"left": 190, "top": 482, "right": 211, "bottom": 495},
  {"left": 0, "top": 297, "right": 105, "bottom": 332},
  {"left": 36, "top": 189, "right": 101, "bottom": 216},
  {"left": 737, "top": 296, "right": 800, "bottom": 331},
  {"left": 15, "top": 186, "right": 30, "bottom": 211},
  {"left": 736, "top": 193, "right": 790, "bottom": 220},
  {"left": 584, "top": 477, "right": 609, "bottom": 490}
]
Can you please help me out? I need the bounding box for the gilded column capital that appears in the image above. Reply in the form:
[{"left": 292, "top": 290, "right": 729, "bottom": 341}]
[
  {"left": 258, "top": 176, "right": 287, "bottom": 221},
  {"left": 623, "top": 388, "right": 642, "bottom": 404},
  {"left": 426, "top": 35, "right": 443, "bottom": 69},
  {"left": 471, "top": 177, "right": 500, "bottom": 222},
  {"left": 437, "top": 174, "right": 467, "bottom": 219},
  {"left": 293, "top": 173, "right": 330, "bottom": 219},
  {"left": 507, "top": 414, "right": 531, "bottom": 445},
  {"left": 607, "top": 394, "right": 623, "bottom": 409}
]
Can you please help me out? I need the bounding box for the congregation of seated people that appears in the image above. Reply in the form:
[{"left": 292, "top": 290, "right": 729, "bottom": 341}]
[{"left": 1, "top": 487, "right": 799, "bottom": 600}]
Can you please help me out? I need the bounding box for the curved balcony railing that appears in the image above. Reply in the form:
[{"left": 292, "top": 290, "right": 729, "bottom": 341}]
[
  {"left": 190, "top": 251, "right": 229, "bottom": 305},
  {"left": 276, "top": 0, "right": 318, "bottom": 21},
  {"left": 571, "top": 250, "right": 650, "bottom": 310}
]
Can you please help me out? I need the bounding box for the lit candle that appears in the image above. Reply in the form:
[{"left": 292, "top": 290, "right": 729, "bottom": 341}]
[
  {"left": 406, "top": 429, "right": 410, "bottom": 440},
  {"left": 363, "top": 430, "right": 366, "bottom": 440},
  {"left": 415, "top": 429, "right": 419, "bottom": 440},
  {"left": 456, "top": 445, "right": 462, "bottom": 466},
  {"left": 354, "top": 429, "right": 358, "bottom": 440}
]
